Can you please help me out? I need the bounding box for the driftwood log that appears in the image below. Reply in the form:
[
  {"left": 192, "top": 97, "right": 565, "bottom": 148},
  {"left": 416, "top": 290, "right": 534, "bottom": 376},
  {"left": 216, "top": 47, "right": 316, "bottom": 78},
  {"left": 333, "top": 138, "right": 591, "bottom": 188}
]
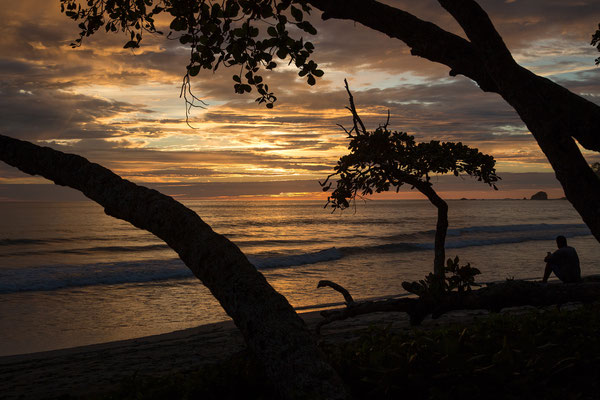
[{"left": 316, "top": 277, "right": 600, "bottom": 334}]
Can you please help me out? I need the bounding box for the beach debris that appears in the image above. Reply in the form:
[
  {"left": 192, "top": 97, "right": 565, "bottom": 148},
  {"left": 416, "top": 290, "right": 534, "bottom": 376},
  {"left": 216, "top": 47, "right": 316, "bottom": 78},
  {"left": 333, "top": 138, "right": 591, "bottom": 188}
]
[
  {"left": 315, "top": 277, "right": 600, "bottom": 334},
  {"left": 317, "top": 280, "right": 355, "bottom": 305}
]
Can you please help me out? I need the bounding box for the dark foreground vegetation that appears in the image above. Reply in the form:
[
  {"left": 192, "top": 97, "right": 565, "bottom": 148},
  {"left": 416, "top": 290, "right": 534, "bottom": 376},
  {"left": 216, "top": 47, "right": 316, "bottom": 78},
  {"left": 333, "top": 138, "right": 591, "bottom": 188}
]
[{"left": 85, "top": 302, "right": 600, "bottom": 400}]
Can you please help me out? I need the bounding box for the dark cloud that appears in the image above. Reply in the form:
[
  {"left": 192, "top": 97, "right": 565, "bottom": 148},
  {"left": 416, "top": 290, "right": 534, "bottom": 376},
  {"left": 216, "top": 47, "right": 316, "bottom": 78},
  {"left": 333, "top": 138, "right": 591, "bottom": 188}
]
[
  {"left": 0, "top": 180, "right": 324, "bottom": 201},
  {"left": 0, "top": 173, "right": 565, "bottom": 202},
  {"left": 0, "top": 80, "right": 153, "bottom": 141},
  {"left": 2, "top": 0, "right": 600, "bottom": 195},
  {"left": 21, "top": 139, "right": 334, "bottom": 182},
  {"left": 420, "top": 172, "right": 563, "bottom": 191}
]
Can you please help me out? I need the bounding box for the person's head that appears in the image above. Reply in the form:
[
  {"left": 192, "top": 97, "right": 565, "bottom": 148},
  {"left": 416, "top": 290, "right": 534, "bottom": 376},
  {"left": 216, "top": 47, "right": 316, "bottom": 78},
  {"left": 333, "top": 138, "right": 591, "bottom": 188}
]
[{"left": 556, "top": 235, "right": 567, "bottom": 248}]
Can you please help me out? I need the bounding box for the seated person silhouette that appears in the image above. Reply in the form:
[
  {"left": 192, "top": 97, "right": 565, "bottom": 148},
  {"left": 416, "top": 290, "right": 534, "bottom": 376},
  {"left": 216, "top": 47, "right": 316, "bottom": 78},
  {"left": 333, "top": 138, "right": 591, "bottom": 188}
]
[{"left": 543, "top": 235, "right": 581, "bottom": 283}]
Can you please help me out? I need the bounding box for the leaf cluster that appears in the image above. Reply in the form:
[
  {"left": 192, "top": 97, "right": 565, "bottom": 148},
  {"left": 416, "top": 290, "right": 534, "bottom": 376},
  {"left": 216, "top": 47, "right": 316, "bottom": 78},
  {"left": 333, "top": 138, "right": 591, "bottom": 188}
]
[
  {"left": 592, "top": 23, "right": 600, "bottom": 65},
  {"left": 321, "top": 109, "right": 500, "bottom": 210},
  {"left": 445, "top": 256, "right": 480, "bottom": 293},
  {"left": 401, "top": 256, "right": 481, "bottom": 298},
  {"left": 60, "top": 0, "right": 324, "bottom": 108}
]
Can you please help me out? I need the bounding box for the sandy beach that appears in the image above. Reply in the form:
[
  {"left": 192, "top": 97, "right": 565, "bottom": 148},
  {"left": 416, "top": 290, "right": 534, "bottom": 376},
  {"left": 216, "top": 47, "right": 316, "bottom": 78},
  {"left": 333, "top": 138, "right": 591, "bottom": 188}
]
[{"left": 0, "top": 306, "right": 498, "bottom": 399}]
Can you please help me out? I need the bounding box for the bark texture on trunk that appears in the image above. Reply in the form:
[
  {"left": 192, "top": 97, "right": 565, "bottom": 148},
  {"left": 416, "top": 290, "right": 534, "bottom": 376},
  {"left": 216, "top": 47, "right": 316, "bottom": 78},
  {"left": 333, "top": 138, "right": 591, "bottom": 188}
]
[
  {"left": 419, "top": 182, "right": 448, "bottom": 280},
  {"left": 0, "top": 134, "right": 348, "bottom": 400},
  {"left": 307, "top": 0, "right": 600, "bottom": 243},
  {"left": 403, "top": 177, "right": 449, "bottom": 279}
]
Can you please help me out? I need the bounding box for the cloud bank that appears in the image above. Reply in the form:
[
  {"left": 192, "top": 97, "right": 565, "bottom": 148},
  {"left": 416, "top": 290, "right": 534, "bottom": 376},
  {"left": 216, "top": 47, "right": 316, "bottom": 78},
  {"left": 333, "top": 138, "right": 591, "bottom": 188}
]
[{"left": 1, "top": 0, "right": 600, "bottom": 199}]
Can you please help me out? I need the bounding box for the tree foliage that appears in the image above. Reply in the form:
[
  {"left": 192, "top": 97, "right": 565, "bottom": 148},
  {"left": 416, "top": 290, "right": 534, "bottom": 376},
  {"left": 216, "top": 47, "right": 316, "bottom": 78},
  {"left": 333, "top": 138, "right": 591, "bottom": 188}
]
[
  {"left": 61, "top": 0, "right": 323, "bottom": 108},
  {"left": 57, "top": 0, "right": 600, "bottom": 245},
  {"left": 320, "top": 83, "right": 499, "bottom": 211},
  {"left": 402, "top": 256, "right": 481, "bottom": 299},
  {"left": 320, "top": 82, "right": 498, "bottom": 285},
  {"left": 592, "top": 23, "right": 600, "bottom": 65}
]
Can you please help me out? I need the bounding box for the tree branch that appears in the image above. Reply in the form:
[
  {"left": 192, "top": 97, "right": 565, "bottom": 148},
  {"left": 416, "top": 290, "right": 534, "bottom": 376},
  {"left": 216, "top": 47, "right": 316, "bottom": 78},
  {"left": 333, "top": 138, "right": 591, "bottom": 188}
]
[
  {"left": 308, "top": 0, "right": 600, "bottom": 152},
  {"left": 317, "top": 280, "right": 355, "bottom": 305},
  {"left": 307, "top": 0, "right": 499, "bottom": 92},
  {"left": 437, "top": 0, "right": 515, "bottom": 68},
  {"left": 344, "top": 79, "right": 367, "bottom": 135},
  {"left": 310, "top": 0, "right": 600, "bottom": 245}
]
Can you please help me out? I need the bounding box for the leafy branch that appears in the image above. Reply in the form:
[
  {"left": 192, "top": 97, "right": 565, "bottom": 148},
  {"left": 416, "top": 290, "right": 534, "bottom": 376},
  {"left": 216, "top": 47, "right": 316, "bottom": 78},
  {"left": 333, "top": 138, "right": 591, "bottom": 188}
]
[{"left": 60, "top": 0, "right": 324, "bottom": 111}]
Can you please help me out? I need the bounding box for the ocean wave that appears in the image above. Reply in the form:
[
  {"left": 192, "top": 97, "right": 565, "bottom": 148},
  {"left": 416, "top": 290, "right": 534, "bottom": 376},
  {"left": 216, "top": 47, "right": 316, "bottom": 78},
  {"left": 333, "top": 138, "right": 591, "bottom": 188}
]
[
  {"left": 0, "top": 243, "right": 171, "bottom": 257},
  {"left": 0, "top": 238, "right": 56, "bottom": 246},
  {"left": 340, "top": 242, "right": 425, "bottom": 255},
  {"left": 0, "top": 226, "right": 592, "bottom": 294},
  {"left": 337, "top": 224, "right": 591, "bottom": 254},
  {"left": 0, "top": 235, "right": 150, "bottom": 247},
  {"left": 215, "top": 217, "right": 405, "bottom": 229},
  {"left": 341, "top": 227, "right": 591, "bottom": 254},
  {"left": 447, "top": 223, "right": 589, "bottom": 236},
  {"left": 0, "top": 248, "right": 345, "bottom": 293},
  {"left": 381, "top": 223, "right": 590, "bottom": 241},
  {"left": 0, "top": 222, "right": 592, "bottom": 293},
  {"left": 232, "top": 238, "right": 330, "bottom": 247},
  {"left": 443, "top": 230, "right": 591, "bottom": 249},
  {"left": 0, "top": 259, "right": 193, "bottom": 294},
  {"left": 0, "top": 238, "right": 329, "bottom": 258},
  {"left": 249, "top": 248, "right": 343, "bottom": 269}
]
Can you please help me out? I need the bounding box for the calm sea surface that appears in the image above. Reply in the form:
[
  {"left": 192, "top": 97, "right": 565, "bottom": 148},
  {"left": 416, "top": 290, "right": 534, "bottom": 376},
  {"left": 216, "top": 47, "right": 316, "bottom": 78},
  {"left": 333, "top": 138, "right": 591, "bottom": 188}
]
[{"left": 1, "top": 199, "right": 598, "bottom": 356}]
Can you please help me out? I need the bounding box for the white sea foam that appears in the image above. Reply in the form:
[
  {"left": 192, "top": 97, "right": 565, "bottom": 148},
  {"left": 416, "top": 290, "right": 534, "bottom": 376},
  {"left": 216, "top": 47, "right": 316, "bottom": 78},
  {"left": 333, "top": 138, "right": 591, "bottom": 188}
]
[
  {"left": 2, "top": 200, "right": 600, "bottom": 356},
  {"left": 0, "top": 259, "right": 192, "bottom": 294},
  {"left": 0, "top": 248, "right": 345, "bottom": 293}
]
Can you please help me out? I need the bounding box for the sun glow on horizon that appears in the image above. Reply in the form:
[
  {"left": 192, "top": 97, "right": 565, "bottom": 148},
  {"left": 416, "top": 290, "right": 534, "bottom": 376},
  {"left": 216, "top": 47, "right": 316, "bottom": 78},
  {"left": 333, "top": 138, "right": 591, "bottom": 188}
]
[{"left": 2, "top": 0, "right": 599, "bottom": 197}]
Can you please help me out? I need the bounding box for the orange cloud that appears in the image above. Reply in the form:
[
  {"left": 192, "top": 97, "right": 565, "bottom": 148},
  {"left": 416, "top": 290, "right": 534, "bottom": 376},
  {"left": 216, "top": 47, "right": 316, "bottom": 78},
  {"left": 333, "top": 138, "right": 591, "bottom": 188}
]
[{"left": 1, "top": 0, "right": 600, "bottom": 197}]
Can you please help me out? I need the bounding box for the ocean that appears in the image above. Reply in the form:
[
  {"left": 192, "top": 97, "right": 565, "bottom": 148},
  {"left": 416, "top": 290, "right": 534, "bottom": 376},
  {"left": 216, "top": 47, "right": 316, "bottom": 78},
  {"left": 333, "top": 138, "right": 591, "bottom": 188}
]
[{"left": 1, "top": 199, "right": 599, "bottom": 356}]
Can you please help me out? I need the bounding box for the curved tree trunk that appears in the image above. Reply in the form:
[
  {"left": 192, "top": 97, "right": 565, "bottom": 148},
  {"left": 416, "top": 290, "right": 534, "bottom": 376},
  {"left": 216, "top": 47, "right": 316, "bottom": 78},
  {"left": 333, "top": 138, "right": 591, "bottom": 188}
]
[
  {"left": 407, "top": 177, "right": 449, "bottom": 279},
  {"left": 493, "top": 68, "right": 600, "bottom": 243},
  {"left": 437, "top": 0, "right": 600, "bottom": 244},
  {"left": 307, "top": 0, "right": 600, "bottom": 244},
  {"left": 0, "top": 134, "right": 348, "bottom": 400},
  {"left": 430, "top": 190, "right": 448, "bottom": 280}
]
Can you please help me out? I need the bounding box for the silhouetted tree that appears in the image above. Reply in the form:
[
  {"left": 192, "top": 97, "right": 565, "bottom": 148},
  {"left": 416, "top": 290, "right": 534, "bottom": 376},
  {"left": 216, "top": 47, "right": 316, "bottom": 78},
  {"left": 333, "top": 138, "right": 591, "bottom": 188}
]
[
  {"left": 0, "top": 135, "right": 348, "bottom": 400},
  {"left": 4, "top": 2, "right": 599, "bottom": 397},
  {"left": 321, "top": 82, "right": 499, "bottom": 282},
  {"left": 59, "top": 0, "right": 600, "bottom": 245}
]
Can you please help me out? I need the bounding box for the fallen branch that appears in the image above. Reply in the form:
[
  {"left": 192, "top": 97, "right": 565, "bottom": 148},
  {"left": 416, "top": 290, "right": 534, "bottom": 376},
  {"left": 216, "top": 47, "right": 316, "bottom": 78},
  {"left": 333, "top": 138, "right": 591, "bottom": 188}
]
[
  {"left": 315, "top": 277, "right": 600, "bottom": 334},
  {"left": 317, "top": 280, "right": 355, "bottom": 305}
]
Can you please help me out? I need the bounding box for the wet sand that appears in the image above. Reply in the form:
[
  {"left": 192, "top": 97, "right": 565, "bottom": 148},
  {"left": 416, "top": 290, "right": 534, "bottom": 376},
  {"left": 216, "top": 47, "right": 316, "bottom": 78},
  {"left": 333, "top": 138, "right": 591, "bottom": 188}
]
[
  {"left": 4, "top": 278, "right": 585, "bottom": 400},
  {"left": 0, "top": 306, "right": 506, "bottom": 400}
]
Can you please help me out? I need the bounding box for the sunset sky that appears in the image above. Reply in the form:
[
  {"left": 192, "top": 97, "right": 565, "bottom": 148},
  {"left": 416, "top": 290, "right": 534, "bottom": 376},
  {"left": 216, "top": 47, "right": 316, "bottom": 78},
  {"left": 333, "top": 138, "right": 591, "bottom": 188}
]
[{"left": 1, "top": 0, "right": 600, "bottom": 201}]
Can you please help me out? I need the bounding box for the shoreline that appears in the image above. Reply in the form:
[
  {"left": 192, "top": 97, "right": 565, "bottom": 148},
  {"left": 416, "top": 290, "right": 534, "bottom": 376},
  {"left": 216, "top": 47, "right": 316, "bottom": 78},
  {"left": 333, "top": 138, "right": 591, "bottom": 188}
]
[
  {"left": 0, "top": 306, "right": 498, "bottom": 400},
  {"left": 2, "top": 278, "right": 587, "bottom": 399}
]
